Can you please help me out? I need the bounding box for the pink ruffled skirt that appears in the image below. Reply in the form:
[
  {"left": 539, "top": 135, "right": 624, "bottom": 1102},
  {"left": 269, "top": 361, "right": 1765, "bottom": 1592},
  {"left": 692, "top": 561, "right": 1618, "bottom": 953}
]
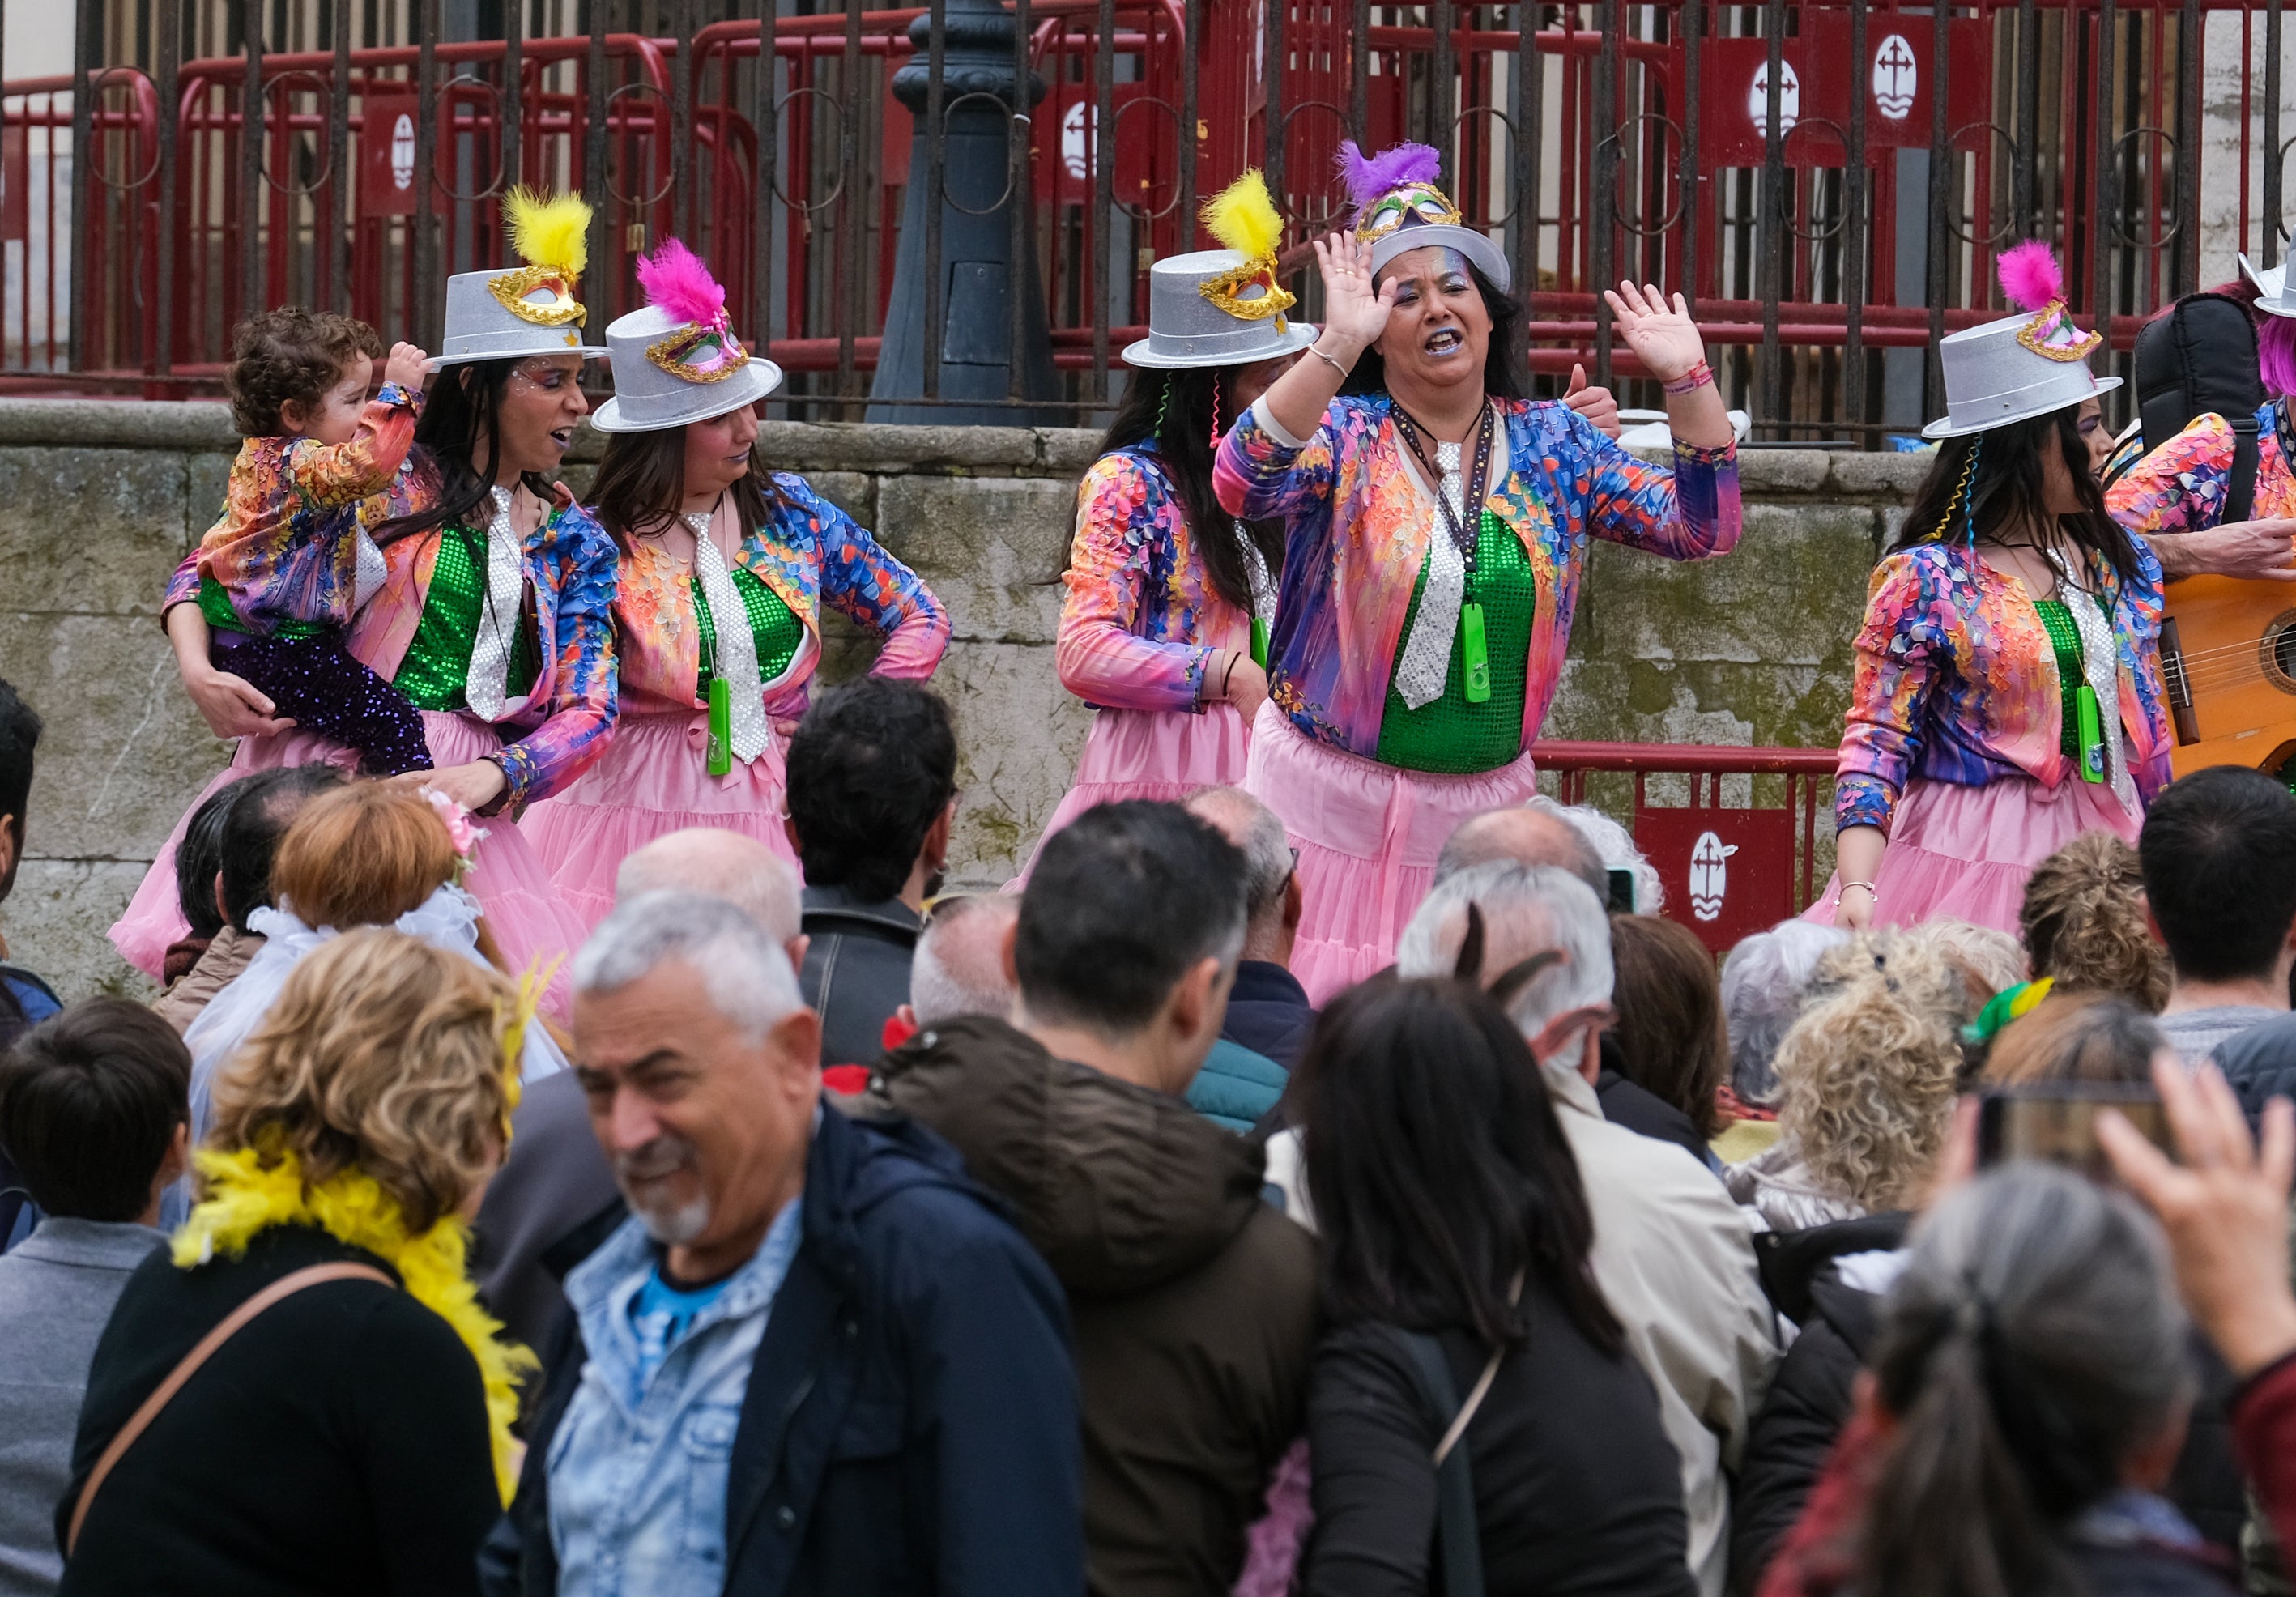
[
  {"left": 108, "top": 712, "right": 590, "bottom": 1015},
  {"left": 1804, "top": 773, "right": 2141, "bottom": 935},
  {"left": 1012, "top": 703, "right": 1253, "bottom": 885},
  {"left": 1243, "top": 701, "right": 1540, "bottom": 1003},
  {"left": 522, "top": 710, "right": 800, "bottom": 931}
]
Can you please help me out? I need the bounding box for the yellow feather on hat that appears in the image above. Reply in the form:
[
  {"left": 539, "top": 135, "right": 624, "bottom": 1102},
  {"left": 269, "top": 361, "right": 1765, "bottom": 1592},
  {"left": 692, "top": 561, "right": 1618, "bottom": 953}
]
[
  {"left": 504, "top": 186, "right": 592, "bottom": 279},
  {"left": 1200, "top": 169, "right": 1284, "bottom": 262}
]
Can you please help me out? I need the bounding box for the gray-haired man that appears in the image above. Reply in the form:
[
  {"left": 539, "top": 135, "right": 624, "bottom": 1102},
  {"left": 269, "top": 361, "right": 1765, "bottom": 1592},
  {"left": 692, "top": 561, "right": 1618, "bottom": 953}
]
[{"left": 479, "top": 892, "right": 1081, "bottom": 1597}]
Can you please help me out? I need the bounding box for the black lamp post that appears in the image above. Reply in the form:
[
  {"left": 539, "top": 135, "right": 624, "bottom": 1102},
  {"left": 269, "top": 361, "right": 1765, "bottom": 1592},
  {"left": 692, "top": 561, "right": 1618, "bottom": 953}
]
[{"left": 867, "top": 0, "right": 1062, "bottom": 425}]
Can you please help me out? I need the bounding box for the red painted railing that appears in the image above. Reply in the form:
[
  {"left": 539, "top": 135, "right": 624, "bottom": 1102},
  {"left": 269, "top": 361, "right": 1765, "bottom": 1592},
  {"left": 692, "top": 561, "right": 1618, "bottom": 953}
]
[{"left": 1531, "top": 741, "right": 1838, "bottom": 950}]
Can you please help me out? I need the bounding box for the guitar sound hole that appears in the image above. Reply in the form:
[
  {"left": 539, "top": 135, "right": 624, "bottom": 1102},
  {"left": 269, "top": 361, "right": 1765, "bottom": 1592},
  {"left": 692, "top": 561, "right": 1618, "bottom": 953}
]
[{"left": 2267, "top": 612, "right": 2296, "bottom": 694}]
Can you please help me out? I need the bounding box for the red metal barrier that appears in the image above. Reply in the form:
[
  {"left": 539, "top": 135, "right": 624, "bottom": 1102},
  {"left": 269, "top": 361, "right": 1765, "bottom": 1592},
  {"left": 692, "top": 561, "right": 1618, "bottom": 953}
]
[
  {"left": 1531, "top": 742, "right": 1838, "bottom": 952},
  {"left": 1, "top": 0, "right": 2266, "bottom": 432}
]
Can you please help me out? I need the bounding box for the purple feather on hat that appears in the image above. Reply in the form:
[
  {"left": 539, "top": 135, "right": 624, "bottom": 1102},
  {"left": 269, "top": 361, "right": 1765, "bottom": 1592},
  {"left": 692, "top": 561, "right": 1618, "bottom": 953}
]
[{"left": 1336, "top": 140, "right": 1442, "bottom": 217}]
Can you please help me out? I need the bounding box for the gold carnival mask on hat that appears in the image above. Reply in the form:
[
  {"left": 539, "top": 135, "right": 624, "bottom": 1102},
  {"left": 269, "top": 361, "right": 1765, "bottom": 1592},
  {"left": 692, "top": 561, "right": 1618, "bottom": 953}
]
[
  {"left": 635, "top": 237, "right": 752, "bottom": 384},
  {"left": 1196, "top": 170, "right": 1297, "bottom": 326},
  {"left": 1997, "top": 240, "right": 2102, "bottom": 363},
  {"left": 488, "top": 188, "right": 593, "bottom": 328},
  {"left": 1341, "top": 141, "right": 1460, "bottom": 244},
  {"left": 1338, "top": 139, "right": 1513, "bottom": 292}
]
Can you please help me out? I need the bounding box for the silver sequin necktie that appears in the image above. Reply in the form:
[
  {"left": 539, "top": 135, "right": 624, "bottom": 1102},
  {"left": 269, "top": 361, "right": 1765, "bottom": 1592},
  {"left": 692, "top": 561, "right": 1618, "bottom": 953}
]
[
  {"left": 688, "top": 511, "right": 771, "bottom": 764},
  {"left": 1391, "top": 438, "right": 1469, "bottom": 710},
  {"left": 2048, "top": 549, "right": 2140, "bottom": 818},
  {"left": 463, "top": 486, "right": 527, "bottom": 722}
]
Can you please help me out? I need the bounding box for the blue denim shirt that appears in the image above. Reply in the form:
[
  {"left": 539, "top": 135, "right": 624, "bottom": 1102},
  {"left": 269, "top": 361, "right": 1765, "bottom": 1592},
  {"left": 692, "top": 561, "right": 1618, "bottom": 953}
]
[{"left": 546, "top": 1195, "right": 807, "bottom": 1597}]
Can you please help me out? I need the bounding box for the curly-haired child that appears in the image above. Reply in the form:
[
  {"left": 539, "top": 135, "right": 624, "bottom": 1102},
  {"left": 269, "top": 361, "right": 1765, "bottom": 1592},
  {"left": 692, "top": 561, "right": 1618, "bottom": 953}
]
[{"left": 191, "top": 309, "right": 435, "bottom": 775}]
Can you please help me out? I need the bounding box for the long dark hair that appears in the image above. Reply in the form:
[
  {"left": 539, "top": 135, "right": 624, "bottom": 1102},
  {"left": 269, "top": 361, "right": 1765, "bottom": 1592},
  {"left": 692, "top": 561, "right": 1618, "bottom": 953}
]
[
  {"left": 1341, "top": 260, "right": 1528, "bottom": 403},
  {"left": 588, "top": 424, "right": 785, "bottom": 557},
  {"left": 368, "top": 359, "right": 559, "bottom": 546},
  {"left": 1293, "top": 975, "right": 1621, "bottom": 1353},
  {"left": 1083, "top": 365, "right": 1285, "bottom": 615},
  {"left": 1893, "top": 407, "right": 2141, "bottom": 591}
]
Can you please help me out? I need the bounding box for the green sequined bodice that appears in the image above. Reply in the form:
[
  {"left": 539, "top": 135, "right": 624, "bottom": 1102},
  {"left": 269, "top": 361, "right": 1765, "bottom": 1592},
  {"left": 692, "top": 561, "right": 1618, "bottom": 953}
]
[
  {"left": 1374, "top": 510, "right": 1536, "bottom": 773},
  {"left": 2033, "top": 598, "right": 2085, "bottom": 761},
  {"left": 197, "top": 574, "right": 326, "bottom": 641},
  {"left": 394, "top": 523, "right": 539, "bottom": 713},
  {"left": 693, "top": 567, "right": 806, "bottom": 700}
]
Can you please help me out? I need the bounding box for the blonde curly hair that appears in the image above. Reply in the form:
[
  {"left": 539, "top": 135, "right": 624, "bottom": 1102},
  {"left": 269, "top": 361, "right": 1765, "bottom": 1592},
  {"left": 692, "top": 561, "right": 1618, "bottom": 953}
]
[
  {"left": 1771, "top": 931, "right": 1972, "bottom": 1213},
  {"left": 2019, "top": 831, "right": 2170, "bottom": 1012},
  {"left": 206, "top": 928, "right": 518, "bottom": 1233}
]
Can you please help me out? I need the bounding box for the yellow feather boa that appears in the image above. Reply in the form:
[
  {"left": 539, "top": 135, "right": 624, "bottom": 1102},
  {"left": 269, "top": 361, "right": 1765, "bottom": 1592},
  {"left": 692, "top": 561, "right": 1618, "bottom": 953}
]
[{"left": 173, "top": 1146, "right": 539, "bottom": 1504}]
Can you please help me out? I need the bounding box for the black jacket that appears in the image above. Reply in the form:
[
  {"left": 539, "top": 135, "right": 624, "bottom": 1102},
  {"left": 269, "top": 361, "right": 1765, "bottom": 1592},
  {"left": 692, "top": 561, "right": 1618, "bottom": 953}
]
[
  {"left": 1220, "top": 960, "right": 1316, "bottom": 1071},
  {"left": 479, "top": 1105, "right": 1084, "bottom": 1597},
  {"left": 1728, "top": 1214, "right": 2249, "bottom": 1597},
  {"left": 799, "top": 885, "right": 922, "bottom": 1067},
  {"left": 1730, "top": 1213, "right": 1908, "bottom": 1597},
  {"left": 1306, "top": 1291, "right": 1697, "bottom": 1597},
  {"left": 1595, "top": 1037, "right": 1717, "bottom": 1173},
  {"left": 59, "top": 1224, "right": 500, "bottom": 1597}
]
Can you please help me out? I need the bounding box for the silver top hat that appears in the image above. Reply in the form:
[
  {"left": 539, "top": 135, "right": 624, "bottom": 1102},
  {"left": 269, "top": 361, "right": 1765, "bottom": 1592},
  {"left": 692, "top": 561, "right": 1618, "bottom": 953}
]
[
  {"left": 2243, "top": 253, "right": 2296, "bottom": 320},
  {"left": 429, "top": 266, "right": 610, "bottom": 368},
  {"left": 590, "top": 304, "right": 785, "bottom": 432},
  {"left": 1123, "top": 249, "right": 1318, "bottom": 370},
  {"left": 1921, "top": 312, "right": 2122, "bottom": 438},
  {"left": 1366, "top": 223, "right": 1510, "bottom": 292}
]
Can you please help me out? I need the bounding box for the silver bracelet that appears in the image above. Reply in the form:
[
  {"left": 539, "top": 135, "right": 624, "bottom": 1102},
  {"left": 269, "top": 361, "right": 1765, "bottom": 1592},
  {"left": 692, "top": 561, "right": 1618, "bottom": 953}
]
[{"left": 1307, "top": 343, "right": 1351, "bottom": 379}]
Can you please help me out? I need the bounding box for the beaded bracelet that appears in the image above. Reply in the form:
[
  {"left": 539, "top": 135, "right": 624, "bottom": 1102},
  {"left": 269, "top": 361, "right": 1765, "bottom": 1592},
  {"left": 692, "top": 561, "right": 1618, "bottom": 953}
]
[{"left": 1662, "top": 360, "right": 1715, "bottom": 397}]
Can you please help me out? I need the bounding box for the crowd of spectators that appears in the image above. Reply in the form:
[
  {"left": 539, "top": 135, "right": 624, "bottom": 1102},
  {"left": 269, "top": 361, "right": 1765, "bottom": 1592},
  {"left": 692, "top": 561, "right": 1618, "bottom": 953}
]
[{"left": 5, "top": 662, "right": 2296, "bottom": 1597}]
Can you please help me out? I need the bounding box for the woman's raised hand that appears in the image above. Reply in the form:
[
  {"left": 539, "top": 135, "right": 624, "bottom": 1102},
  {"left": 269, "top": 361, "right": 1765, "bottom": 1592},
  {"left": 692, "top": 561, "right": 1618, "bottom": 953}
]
[
  {"left": 1312, "top": 232, "right": 1397, "bottom": 355},
  {"left": 1602, "top": 281, "right": 1708, "bottom": 384}
]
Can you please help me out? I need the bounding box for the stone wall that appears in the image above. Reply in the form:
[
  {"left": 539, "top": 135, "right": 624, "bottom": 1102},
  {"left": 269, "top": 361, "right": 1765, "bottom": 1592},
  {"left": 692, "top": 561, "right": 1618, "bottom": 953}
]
[{"left": 0, "top": 398, "right": 1929, "bottom": 1002}]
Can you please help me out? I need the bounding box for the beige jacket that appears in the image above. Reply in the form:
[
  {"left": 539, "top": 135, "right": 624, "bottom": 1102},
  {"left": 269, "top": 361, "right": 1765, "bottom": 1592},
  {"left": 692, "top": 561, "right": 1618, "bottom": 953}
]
[
  {"left": 150, "top": 926, "right": 264, "bottom": 1036},
  {"left": 1542, "top": 1061, "right": 1780, "bottom": 1597},
  {"left": 1261, "top": 1065, "right": 1780, "bottom": 1597}
]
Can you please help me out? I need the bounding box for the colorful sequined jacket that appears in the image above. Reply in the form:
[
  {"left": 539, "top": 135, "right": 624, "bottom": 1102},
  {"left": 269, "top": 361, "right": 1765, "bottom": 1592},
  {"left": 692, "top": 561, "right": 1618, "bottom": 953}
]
[
  {"left": 1833, "top": 539, "right": 2170, "bottom": 833},
  {"left": 163, "top": 455, "right": 620, "bottom": 809},
  {"left": 1057, "top": 448, "right": 1257, "bottom": 714},
  {"left": 190, "top": 383, "right": 423, "bottom": 634},
  {"left": 2102, "top": 406, "right": 2281, "bottom": 533},
  {"left": 1212, "top": 394, "right": 1741, "bottom": 756},
  {"left": 603, "top": 474, "right": 948, "bottom": 719}
]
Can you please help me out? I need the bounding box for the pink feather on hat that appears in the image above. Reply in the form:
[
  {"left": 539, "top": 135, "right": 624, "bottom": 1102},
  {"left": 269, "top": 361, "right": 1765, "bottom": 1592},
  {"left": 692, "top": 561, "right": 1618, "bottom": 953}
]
[
  {"left": 1336, "top": 140, "right": 1442, "bottom": 215},
  {"left": 636, "top": 237, "right": 728, "bottom": 327},
  {"left": 1996, "top": 240, "right": 2066, "bottom": 314}
]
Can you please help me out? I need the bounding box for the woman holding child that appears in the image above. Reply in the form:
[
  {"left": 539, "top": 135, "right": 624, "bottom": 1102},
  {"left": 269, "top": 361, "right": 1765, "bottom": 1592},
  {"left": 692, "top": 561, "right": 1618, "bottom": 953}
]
[
  {"left": 109, "top": 190, "right": 620, "bottom": 1002},
  {"left": 522, "top": 238, "right": 948, "bottom": 924}
]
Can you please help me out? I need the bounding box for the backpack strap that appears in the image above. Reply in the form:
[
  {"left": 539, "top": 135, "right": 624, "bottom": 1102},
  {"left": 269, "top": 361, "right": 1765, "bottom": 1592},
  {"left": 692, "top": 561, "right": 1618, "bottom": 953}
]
[
  {"left": 1385, "top": 1327, "right": 1501, "bottom": 1597},
  {"left": 2231, "top": 404, "right": 2277, "bottom": 525},
  {"left": 65, "top": 1262, "right": 394, "bottom": 1555}
]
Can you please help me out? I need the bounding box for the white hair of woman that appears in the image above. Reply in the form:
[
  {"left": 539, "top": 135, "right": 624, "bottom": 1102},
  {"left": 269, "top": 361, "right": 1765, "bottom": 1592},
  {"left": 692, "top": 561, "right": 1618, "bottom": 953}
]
[{"left": 1719, "top": 918, "right": 1849, "bottom": 1105}]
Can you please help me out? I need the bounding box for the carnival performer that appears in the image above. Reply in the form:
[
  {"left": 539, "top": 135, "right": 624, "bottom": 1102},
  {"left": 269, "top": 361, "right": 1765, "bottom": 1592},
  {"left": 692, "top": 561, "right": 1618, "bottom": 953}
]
[
  {"left": 522, "top": 239, "right": 948, "bottom": 924},
  {"left": 1028, "top": 171, "right": 1314, "bottom": 860},
  {"left": 2102, "top": 253, "right": 2296, "bottom": 583},
  {"left": 1212, "top": 141, "right": 1740, "bottom": 999},
  {"left": 1036, "top": 171, "right": 1624, "bottom": 867},
  {"left": 1813, "top": 243, "right": 2166, "bottom": 935},
  {"left": 109, "top": 189, "right": 620, "bottom": 1007}
]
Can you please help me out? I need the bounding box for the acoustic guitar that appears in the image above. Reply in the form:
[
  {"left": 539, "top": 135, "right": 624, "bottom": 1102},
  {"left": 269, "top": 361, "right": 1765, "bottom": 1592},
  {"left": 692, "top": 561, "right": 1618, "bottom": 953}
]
[{"left": 2156, "top": 574, "right": 2296, "bottom": 778}]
